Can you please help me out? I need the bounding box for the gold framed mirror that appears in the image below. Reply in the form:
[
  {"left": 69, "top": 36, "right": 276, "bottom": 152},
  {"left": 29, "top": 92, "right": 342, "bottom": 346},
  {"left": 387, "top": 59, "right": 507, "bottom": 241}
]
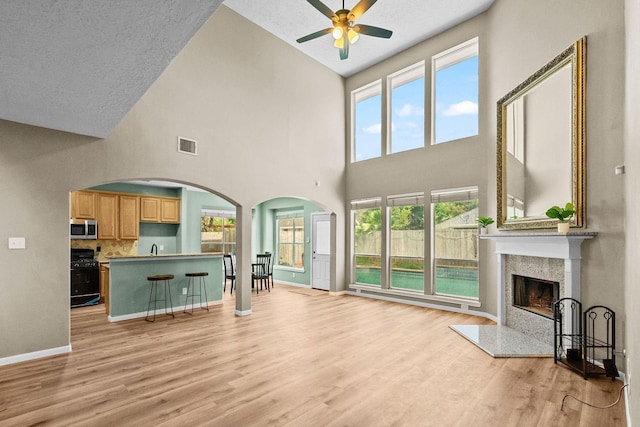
[{"left": 497, "top": 37, "right": 586, "bottom": 230}]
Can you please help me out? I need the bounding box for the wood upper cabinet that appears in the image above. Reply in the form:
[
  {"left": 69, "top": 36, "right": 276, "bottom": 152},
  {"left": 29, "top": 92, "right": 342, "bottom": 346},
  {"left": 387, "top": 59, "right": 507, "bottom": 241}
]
[
  {"left": 140, "top": 196, "right": 180, "bottom": 224},
  {"left": 71, "top": 191, "right": 96, "bottom": 219},
  {"left": 96, "top": 192, "right": 118, "bottom": 240},
  {"left": 160, "top": 198, "right": 180, "bottom": 223},
  {"left": 96, "top": 192, "right": 139, "bottom": 240},
  {"left": 140, "top": 197, "right": 161, "bottom": 222},
  {"left": 119, "top": 194, "right": 139, "bottom": 240}
]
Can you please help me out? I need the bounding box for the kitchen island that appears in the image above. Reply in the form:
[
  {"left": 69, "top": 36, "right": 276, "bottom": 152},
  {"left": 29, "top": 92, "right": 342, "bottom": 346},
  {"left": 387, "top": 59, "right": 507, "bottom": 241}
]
[{"left": 106, "top": 254, "right": 222, "bottom": 322}]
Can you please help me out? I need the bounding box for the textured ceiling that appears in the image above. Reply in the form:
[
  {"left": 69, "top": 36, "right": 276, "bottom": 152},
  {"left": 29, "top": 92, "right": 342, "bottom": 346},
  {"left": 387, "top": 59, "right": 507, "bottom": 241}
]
[
  {"left": 0, "top": 0, "right": 224, "bottom": 138},
  {"left": 224, "top": 0, "right": 494, "bottom": 77},
  {"left": 0, "top": 0, "right": 493, "bottom": 139}
]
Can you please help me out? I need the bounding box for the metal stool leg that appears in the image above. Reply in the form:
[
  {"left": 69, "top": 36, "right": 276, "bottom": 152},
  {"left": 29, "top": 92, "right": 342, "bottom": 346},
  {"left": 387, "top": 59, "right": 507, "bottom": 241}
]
[
  {"left": 200, "top": 276, "right": 209, "bottom": 312},
  {"left": 146, "top": 281, "right": 157, "bottom": 322},
  {"left": 164, "top": 279, "right": 174, "bottom": 318},
  {"left": 184, "top": 276, "right": 194, "bottom": 315}
]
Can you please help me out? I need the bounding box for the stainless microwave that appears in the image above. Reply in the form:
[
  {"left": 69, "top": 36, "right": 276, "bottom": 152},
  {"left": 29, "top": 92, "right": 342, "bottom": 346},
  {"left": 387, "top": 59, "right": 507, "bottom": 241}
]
[{"left": 70, "top": 219, "right": 97, "bottom": 239}]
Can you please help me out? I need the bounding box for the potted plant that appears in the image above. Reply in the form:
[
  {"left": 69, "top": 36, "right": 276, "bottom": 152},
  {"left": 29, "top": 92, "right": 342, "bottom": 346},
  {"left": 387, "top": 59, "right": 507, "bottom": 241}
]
[
  {"left": 545, "top": 202, "right": 575, "bottom": 234},
  {"left": 476, "top": 216, "right": 494, "bottom": 234}
]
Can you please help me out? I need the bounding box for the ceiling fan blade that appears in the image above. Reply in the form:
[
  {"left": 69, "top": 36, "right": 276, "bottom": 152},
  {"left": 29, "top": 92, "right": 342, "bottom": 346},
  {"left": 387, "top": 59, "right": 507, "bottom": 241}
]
[
  {"left": 354, "top": 24, "right": 393, "bottom": 39},
  {"left": 296, "top": 28, "right": 333, "bottom": 43},
  {"left": 349, "top": 0, "right": 378, "bottom": 21},
  {"left": 306, "top": 0, "right": 337, "bottom": 21},
  {"left": 339, "top": 35, "right": 349, "bottom": 60}
]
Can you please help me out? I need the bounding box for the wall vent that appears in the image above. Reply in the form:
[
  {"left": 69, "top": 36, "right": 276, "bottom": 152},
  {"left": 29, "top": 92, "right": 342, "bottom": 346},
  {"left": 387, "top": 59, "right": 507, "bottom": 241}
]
[{"left": 177, "top": 137, "right": 197, "bottom": 155}]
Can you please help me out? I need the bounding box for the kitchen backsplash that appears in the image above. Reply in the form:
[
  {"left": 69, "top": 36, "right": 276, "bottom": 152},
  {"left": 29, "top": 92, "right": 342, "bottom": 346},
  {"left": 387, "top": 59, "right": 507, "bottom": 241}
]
[{"left": 70, "top": 240, "right": 138, "bottom": 261}]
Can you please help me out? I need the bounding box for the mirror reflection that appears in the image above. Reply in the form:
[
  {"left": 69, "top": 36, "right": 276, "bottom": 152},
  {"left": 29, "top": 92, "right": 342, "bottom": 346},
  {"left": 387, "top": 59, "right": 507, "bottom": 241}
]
[{"left": 497, "top": 38, "right": 585, "bottom": 230}]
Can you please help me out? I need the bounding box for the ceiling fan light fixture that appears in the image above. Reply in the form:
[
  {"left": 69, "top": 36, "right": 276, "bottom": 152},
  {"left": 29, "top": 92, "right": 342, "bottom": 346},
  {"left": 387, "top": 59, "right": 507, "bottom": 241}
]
[
  {"left": 332, "top": 25, "right": 344, "bottom": 40},
  {"left": 296, "top": 0, "right": 393, "bottom": 60},
  {"left": 347, "top": 28, "right": 359, "bottom": 44}
]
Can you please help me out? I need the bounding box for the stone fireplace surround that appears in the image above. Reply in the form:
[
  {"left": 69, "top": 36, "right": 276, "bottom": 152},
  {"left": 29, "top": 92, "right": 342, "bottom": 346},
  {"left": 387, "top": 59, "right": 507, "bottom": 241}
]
[{"left": 484, "top": 232, "right": 596, "bottom": 345}]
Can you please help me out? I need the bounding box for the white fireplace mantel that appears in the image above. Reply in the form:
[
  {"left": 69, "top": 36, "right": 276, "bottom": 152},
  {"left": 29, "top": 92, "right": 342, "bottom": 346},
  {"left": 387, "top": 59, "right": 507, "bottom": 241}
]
[{"left": 481, "top": 232, "right": 596, "bottom": 325}]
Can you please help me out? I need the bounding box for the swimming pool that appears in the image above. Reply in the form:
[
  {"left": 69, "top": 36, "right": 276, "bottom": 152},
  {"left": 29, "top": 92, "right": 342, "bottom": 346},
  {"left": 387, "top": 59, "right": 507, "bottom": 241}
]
[{"left": 355, "top": 266, "right": 478, "bottom": 298}]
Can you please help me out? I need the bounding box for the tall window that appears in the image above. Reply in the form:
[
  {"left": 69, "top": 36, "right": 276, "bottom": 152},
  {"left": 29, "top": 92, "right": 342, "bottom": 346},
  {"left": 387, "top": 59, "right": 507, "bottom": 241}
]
[
  {"left": 388, "top": 194, "right": 425, "bottom": 291},
  {"left": 201, "top": 210, "right": 236, "bottom": 254},
  {"left": 431, "top": 187, "right": 479, "bottom": 299},
  {"left": 432, "top": 37, "right": 479, "bottom": 144},
  {"left": 277, "top": 212, "right": 305, "bottom": 268},
  {"left": 352, "top": 199, "right": 382, "bottom": 286},
  {"left": 388, "top": 62, "right": 425, "bottom": 154},
  {"left": 352, "top": 81, "right": 382, "bottom": 162}
]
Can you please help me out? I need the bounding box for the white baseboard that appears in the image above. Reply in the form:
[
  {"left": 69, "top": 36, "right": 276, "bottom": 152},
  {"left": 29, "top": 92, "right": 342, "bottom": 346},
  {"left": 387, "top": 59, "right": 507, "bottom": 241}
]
[
  {"left": 274, "top": 280, "right": 310, "bottom": 288},
  {"left": 235, "top": 309, "right": 252, "bottom": 316},
  {"left": 109, "top": 301, "right": 222, "bottom": 322},
  {"left": 346, "top": 289, "right": 498, "bottom": 322},
  {"left": 0, "top": 345, "right": 72, "bottom": 367}
]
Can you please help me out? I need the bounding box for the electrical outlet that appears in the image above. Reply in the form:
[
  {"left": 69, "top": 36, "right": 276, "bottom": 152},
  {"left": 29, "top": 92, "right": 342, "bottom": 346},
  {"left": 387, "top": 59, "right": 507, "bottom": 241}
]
[
  {"left": 159, "top": 245, "right": 164, "bottom": 251},
  {"left": 8, "top": 237, "right": 26, "bottom": 249},
  {"left": 292, "top": 273, "right": 296, "bottom": 278},
  {"left": 182, "top": 287, "right": 187, "bottom": 295}
]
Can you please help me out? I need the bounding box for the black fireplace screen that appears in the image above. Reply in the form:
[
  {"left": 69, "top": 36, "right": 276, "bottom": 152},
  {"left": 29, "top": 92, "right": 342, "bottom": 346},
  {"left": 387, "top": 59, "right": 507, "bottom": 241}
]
[{"left": 513, "top": 275, "right": 560, "bottom": 318}]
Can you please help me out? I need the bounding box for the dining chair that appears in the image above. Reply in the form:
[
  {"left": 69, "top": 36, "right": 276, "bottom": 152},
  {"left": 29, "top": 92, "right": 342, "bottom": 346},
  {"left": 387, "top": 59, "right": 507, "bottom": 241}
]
[
  {"left": 264, "top": 251, "right": 274, "bottom": 289},
  {"left": 223, "top": 254, "right": 236, "bottom": 294},
  {"left": 253, "top": 254, "right": 271, "bottom": 294}
]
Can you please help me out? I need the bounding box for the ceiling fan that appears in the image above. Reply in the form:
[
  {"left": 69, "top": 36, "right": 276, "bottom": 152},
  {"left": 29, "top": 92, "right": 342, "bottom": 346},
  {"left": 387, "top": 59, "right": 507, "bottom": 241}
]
[{"left": 296, "top": 0, "right": 393, "bottom": 60}]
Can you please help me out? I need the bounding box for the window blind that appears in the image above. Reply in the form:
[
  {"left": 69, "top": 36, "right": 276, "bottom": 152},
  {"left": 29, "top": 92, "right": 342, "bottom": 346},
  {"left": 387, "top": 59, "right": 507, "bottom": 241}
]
[
  {"left": 201, "top": 209, "right": 235, "bottom": 218},
  {"left": 350, "top": 198, "right": 382, "bottom": 210},
  {"left": 387, "top": 193, "right": 425, "bottom": 207},
  {"left": 430, "top": 186, "right": 478, "bottom": 203}
]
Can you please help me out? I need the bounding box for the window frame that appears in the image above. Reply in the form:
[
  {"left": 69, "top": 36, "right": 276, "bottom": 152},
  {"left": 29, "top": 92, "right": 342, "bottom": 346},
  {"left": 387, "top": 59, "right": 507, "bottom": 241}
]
[
  {"left": 200, "top": 209, "right": 236, "bottom": 255},
  {"left": 386, "top": 61, "right": 426, "bottom": 155},
  {"left": 430, "top": 186, "right": 480, "bottom": 301},
  {"left": 275, "top": 210, "right": 305, "bottom": 271},
  {"left": 431, "top": 37, "right": 479, "bottom": 145},
  {"left": 387, "top": 193, "right": 425, "bottom": 292},
  {"left": 351, "top": 198, "right": 383, "bottom": 286},
  {"left": 351, "top": 80, "right": 383, "bottom": 163}
]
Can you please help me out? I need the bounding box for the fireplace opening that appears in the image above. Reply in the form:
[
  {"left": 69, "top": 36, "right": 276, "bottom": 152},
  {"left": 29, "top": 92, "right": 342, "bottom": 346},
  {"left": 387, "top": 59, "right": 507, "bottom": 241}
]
[{"left": 512, "top": 275, "right": 559, "bottom": 319}]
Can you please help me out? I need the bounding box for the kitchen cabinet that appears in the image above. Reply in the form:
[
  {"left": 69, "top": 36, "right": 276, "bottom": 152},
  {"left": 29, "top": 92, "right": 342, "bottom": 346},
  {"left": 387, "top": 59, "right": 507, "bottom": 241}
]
[
  {"left": 100, "top": 262, "right": 110, "bottom": 314},
  {"left": 96, "top": 192, "right": 139, "bottom": 240},
  {"left": 139, "top": 196, "right": 180, "bottom": 224},
  {"left": 96, "top": 193, "right": 118, "bottom": 239},
  {"left": 71, "top": 191, "right": 96, "bottom": 219},
  {"left": 160, "top": 198, "right": 180, "bottom": 223},
  {"left": 119, "top": 194, "right": 139, "bottom": 239}
]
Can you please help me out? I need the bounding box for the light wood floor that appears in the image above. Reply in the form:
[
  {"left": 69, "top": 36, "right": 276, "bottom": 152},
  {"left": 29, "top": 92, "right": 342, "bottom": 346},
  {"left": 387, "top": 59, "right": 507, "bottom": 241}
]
[{"left": 0, "top": 285, "right": 627, "bottom": 426}]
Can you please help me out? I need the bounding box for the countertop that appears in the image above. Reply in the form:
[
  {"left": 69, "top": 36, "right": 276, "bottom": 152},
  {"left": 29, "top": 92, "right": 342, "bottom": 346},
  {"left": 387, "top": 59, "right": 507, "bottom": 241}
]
[{"left": 108, "top": 253, "right": 222, "bottom": 262}]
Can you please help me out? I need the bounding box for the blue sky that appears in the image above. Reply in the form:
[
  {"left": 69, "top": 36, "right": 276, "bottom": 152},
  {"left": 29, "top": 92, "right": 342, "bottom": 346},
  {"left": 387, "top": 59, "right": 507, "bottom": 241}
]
[{"left": 354, "top": 56, "right": 478, "bottom": 161}]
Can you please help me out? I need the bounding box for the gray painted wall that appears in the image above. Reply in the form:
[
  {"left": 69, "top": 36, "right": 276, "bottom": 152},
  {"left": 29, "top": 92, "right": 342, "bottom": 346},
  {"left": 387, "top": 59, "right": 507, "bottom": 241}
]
[
  {"left": 345, "top": 0, "right": 625, "bottom": 352},
  {"left": 625, "top": 0, "right": 639, "bottom": 422},
  {"left": 0, "top": 5, "right": 345, "bottom": 360}
]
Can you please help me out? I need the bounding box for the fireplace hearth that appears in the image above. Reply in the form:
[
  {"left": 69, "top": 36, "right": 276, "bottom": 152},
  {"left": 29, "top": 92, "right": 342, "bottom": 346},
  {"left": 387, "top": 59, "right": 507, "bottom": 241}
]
[{"left": 512, "top": 275, "right": 559, "bottom": 319}]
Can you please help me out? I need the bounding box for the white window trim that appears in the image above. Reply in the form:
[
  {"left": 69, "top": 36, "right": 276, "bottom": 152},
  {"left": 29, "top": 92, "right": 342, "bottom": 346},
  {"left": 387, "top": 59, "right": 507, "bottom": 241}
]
[
  {"left": 276, "top": 210, "right": 305, "bottom": 269},
  {"left": 351, "top": 80, "right": 382, "bottom": 163},
  {"left": 430, "top": 37, "right": 479, "bottom": 145},
  {"left": 429, "top": 186, "right": 480, "bottom": 300},
  {"left": 387, "top": 61, "right": 426, "bottom": 155},
  {"left": 200, "top": 209, "right": 236, "bottom": 255}
]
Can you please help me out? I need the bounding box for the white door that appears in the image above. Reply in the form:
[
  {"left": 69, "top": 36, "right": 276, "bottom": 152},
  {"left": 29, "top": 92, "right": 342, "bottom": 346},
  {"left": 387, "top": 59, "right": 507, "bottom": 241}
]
[{"left": 312, "top": 213, "right": 331, "bottom": 290}]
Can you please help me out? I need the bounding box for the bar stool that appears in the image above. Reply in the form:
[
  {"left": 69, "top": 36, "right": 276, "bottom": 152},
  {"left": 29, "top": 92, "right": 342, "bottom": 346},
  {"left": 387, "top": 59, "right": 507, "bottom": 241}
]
[
  {"left": 145, "top": 274, "right": 175, "bottom": 322},
  {"left": 184, "top": 272, "right": 209, "bottom": 314}
]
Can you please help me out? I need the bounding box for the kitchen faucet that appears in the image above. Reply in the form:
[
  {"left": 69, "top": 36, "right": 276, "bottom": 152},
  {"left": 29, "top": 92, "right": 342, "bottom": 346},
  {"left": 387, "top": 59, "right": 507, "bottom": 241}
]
[{"left": 150, "top": 244, "right": 158, "bottom": 256}]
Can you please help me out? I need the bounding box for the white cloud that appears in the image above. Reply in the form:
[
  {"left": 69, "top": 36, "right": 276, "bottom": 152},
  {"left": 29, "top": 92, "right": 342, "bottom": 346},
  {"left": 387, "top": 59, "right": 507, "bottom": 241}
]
[
  {"left": 363, "top": 123, "right": 382, "bottom": 134},
  {"left": 443, "top": 100, "right": 478, "bottom": 117},
  {"left": 396, "top": 103, "right": 424, "bottom": 117}
]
